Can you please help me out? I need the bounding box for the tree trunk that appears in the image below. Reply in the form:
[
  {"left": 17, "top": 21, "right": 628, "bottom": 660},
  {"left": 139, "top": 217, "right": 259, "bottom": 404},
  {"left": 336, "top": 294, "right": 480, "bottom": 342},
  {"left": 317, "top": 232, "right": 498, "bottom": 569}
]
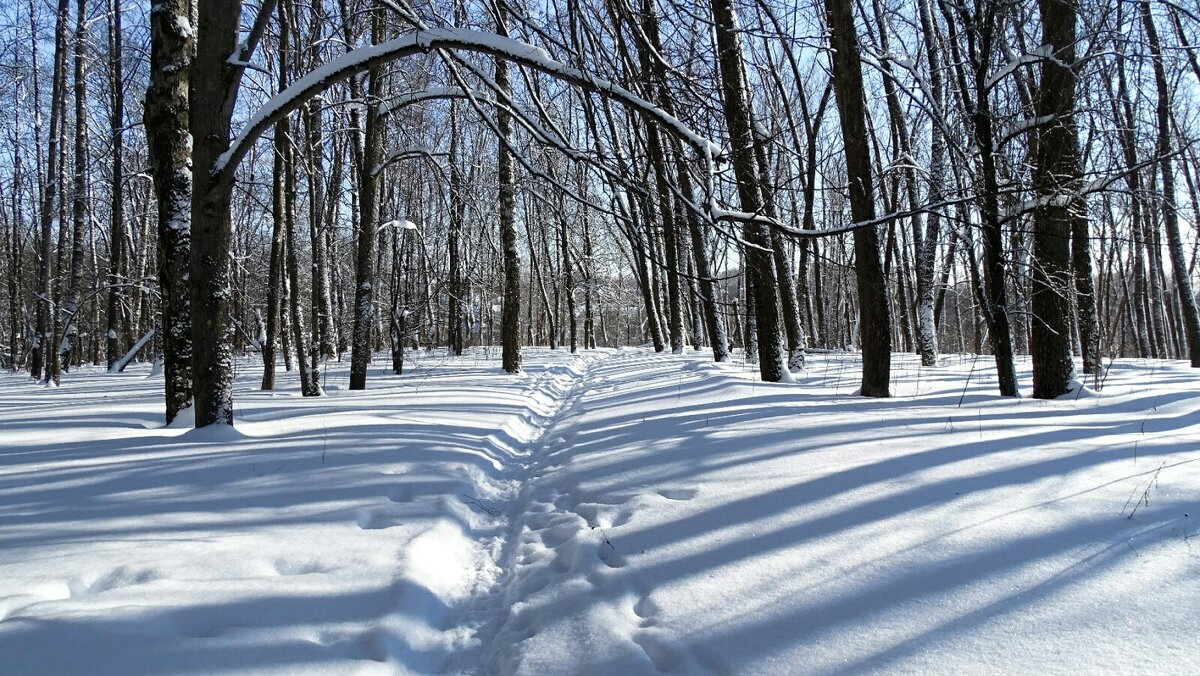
[
  {"left": 495, "top": 7, "right": 521, "bottom": 373},
  {"left": 559, "top": 196, "right": 578, "bottom": 353},
  {"left": 710, "top": 0, "right": 786, "bottom": 382},
  {"left": 276, "top": 0, "right": 316, "bottom": 396},
  {"left": 349, "top": 5, "right": 383, "bottom": 390},
  {"left": 302, "top": 2, "right": 336, "bottom": 366},
  {"left": 7, "top": 147, "right": 25, "bottom": 371},
  {"left": 1141, "top": 0, "right": 1200, "bottom": 367},
  {"left": 826, "top": 0, "right": 892, "bottom": 396},
  {"left": 262, "top": 132, "right": 286, "bottom": 389},
  {"left": 962, "top": 2, "right": 1019, "bottom": 395},
  {"left": 755, "top": 136, "right": 807, "bottom": 371},
  {"left": 144, "top": 0, "right": 193, "bottom": 422},
  {"left": 59, "top": 0, "right": 89, "bottom": 374},
  {"left": 636, "top": 2, "right": 727, "bottom": 360},
  {"left": 190, "top": 0, "right": 244, "bottom": 425},
  {"left": 1030, "top": 0, "right": 1081, "bottom": 399},
  {"left": 33, "top": 0, "right": 69, "bottom": 384},
  {"left": 105, "top": 0, "right": 130, "bottom": 370},
  {"left": 915, "top": 0, "right": 944, "bottom": 367},
  {"left": 448, "top": 101, "right": 465, "bottom": 356}
]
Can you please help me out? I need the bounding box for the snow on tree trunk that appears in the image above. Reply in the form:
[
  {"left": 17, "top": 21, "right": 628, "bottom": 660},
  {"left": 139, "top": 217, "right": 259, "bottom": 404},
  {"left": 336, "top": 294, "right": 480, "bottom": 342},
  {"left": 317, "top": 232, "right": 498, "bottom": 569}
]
[
  {"left": 189, "top": 0, "right": 242, "bottom": 426},
  {"left": 105, "top": 0, "right": 129, "bottom": 371},
  {"left": 961, "top": 3, "right": 1019, "bottom": 396},
  {"left": 145, "top": 0, "right": 193, "bottom": 425},
  {"left": 710, "top": 0, "right": 786, "bottom": 382},
  {"left": 914, "top": 0, "right": 944, "bottom": 368},
  {"left": 349, "top": 5, "right": 384, "bottom": 391},
  {"left": 278, "top": 0, "right": 318, "bottom": 397},
  {"left": 496, "top": 9, "right": 522, "bottom": 374},
  {"left": 1031, "top": 0, "right": 1081, "bottom": 399},
  {"left": 60, "top": 0, "right": 89, "bottom": 374},
  {"left": 33, "top": 0, "right": 69, "bottom": 384}
]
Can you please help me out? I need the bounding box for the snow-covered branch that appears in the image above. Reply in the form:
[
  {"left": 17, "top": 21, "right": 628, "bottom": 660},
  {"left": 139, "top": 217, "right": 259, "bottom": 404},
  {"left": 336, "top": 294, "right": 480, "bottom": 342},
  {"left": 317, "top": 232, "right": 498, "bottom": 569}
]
[{"left": 216, "top": 27, "right": 720, "bottom": 184}]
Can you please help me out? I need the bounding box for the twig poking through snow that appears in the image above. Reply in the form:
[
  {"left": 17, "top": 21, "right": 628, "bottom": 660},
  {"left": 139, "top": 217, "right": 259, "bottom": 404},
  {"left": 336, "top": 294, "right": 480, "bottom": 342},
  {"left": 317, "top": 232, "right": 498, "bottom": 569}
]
[
  {"left": 1122, "top": 462, "right": 1166, "bottom": 520},
  {"left": 461, "top": 494, "right": 503, "bottom": 517}
]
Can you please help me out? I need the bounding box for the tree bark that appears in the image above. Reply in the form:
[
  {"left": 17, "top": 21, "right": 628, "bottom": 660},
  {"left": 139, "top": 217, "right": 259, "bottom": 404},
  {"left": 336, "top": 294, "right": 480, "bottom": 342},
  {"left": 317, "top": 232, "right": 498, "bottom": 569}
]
[
  {"left": 915, "top": 0, "right": 944, "bottom": 367},
  {"left": 105, "top": 0, "right": 130, "bottom": 370},
  {"left": 495, "top": 5, "right": 522, "bottom": 373},
  {"left": 262, "top": 131, "right": 285, "bottom": 389},
  {"left": 710, "top": 0, "right": 786, "bottom": 382},
  {"left": 349, "top": 5, "right": 383, "bottom": 390},
  {"left": 1141, "top": 0, "right": 1200, "bottom": 367},
  {"left": 33, "top": 0, "right": 69, "bottom": 383},
  {"left": 1031, "top": 0, "right": 1081, "bottom": 398},
  {"left": 826, "top": 0, "right": 892, "bottom": 396},
  {"left": 754, "top": 136, "right": 807, "bottom": 370},
  {"left": 144, "top": 0, "right": 193, "bottom": 423},
  {"left": 448, "top": 100, "right": 465, "bottom": 355},
  {"left": 956, "top": 1, "right": 1019, "bottom": 395},
  {"left": 60, "top": 0, "right": 89, "bottom": 373},
  {"left": 277, "top": 0, "right": 317, "bottom": 396},
  {"left": 190, "top": 0, "right": 247, "bottom": 425}
]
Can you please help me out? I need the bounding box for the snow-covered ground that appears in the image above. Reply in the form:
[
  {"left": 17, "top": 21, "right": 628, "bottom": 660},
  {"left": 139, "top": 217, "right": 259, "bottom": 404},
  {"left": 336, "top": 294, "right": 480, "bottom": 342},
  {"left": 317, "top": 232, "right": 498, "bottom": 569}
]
[{"left": 1, "top": 348, "right": 1197, "bottom": 675}]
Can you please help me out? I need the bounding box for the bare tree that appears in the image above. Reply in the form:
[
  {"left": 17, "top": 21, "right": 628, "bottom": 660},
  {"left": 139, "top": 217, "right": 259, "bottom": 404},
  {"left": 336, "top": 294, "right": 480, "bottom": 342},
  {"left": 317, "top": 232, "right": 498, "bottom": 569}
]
[
  {"left": 709, "top": 0, "right": 786, "bottom": 381},
  {"left": 826, "top": 0, "right": 891, "bottom": 396},
  {"left": 1030, "top": 0, "right": 1082, "bottom": 398},
  {"left": 1140, "top": 0, "right": 1200, "bottom": 367}
]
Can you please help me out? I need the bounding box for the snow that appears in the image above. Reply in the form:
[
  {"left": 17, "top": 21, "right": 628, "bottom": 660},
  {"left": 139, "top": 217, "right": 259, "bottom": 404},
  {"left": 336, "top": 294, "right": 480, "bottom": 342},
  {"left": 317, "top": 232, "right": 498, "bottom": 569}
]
[
  {"left": 986, "top": 45, "right": 1054, "bottom": 91},
  {"left": 1, "top": 349, "right": 1198, "bottom": 674}
]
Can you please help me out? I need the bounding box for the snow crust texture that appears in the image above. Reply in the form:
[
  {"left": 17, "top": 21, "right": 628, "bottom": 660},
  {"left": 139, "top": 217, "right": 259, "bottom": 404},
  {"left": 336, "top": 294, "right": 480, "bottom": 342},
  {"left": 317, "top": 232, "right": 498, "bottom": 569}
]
[{"left": 1, "top": 348, "right": 1197, "bottom": 675}]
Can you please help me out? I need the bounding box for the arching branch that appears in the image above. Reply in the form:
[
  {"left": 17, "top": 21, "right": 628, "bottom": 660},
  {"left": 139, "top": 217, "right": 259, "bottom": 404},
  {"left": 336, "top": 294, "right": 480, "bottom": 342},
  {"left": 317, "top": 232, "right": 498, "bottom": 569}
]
[{"left": 215, "top": 27, "right": 721, "bottom": 186}]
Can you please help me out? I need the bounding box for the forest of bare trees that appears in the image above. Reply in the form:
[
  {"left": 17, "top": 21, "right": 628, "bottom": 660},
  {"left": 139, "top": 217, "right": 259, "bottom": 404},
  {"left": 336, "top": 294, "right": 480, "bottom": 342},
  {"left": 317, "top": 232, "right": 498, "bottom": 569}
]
[{"left": 2, "top": 0, "right": 1199, "bottom": 427}]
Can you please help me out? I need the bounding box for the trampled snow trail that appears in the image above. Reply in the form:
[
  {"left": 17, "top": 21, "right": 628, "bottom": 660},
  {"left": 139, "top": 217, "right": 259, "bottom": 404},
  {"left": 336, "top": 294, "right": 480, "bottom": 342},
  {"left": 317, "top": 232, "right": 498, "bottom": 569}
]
[
  {"left": 459, "top": 350, "right": 1200, "bottom": 675},
  {"left": 469, "top": 349, "right": 713, "bottom": 674},
  {"left": 0, "top": 348, "right": 612, "bottom": 675},
  {"left": 450, "top": 349, "right": 613, "bottom": 671}
]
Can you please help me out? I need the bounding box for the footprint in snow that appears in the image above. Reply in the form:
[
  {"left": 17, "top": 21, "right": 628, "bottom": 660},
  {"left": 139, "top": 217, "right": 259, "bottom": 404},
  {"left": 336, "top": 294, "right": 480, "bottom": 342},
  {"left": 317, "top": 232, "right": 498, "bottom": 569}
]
[
  {"left": 538, "top": 523, "right": 579, "bottom": 549},
  {"left": 598, "top": 543, "right": 627, "bottom": 569},
  {"left": 59, "top": 567, "right": 160, "bottom": 598},
  {"left": 657, "top": 487, "right": 698, "bottom": 501},
  {"left": 387, "top": 485, "right": 414, "bottom": 503},
  {"left": 272, "top": 559, "right": 330, "bottom": 576},
  {"left": 633, "top": 594, "right": 660, "bottom": 628},
  {"left": 576, "top": 502, "right": 634, "bottom": 529},
  {"left": 633, "top": 632, "right": 682, "bottom": 672},
  {"left": 356, "top": 507, "right": 401, "bottom": 530}
]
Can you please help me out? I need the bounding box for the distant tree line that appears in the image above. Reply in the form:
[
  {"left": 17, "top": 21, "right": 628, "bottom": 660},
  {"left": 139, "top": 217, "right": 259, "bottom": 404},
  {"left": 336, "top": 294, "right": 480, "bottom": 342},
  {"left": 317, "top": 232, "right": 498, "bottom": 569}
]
[{"left": 1, "top": 0, "right": 1198, "bottom": 426}]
